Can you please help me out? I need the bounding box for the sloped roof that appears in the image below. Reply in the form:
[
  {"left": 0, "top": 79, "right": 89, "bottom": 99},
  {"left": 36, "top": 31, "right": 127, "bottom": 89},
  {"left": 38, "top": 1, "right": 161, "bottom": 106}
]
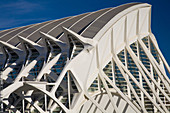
[{"left": 0, "top": 3, "right": 144, "bottom": 49}]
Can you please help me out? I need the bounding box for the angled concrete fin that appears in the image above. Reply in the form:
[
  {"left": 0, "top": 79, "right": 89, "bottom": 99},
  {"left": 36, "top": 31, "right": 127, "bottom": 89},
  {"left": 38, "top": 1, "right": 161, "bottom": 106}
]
[
  {"left": 39, "top": 31, "right": 67, "bottom": 49},
  {"left": 62, "top": 26, "right": 97, "bottom": 46}
]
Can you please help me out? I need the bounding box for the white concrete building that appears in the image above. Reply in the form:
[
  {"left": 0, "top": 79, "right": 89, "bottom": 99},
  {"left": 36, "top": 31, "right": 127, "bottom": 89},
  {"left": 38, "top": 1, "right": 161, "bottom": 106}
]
[{"left": 0, "top": 2, "right": 170, "bottom": 113}]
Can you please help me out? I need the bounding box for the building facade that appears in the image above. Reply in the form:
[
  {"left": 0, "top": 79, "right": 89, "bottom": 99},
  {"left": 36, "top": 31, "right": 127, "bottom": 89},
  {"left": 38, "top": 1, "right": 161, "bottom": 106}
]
[{"left": 0, "top": 3, "right": 170, "bottom": 113}]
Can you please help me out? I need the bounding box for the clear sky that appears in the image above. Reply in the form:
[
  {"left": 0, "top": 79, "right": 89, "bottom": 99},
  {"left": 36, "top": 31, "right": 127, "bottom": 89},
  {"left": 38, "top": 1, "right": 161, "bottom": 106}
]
[{"left": 0, "top": 0, "right": 169, "bottom": 64}]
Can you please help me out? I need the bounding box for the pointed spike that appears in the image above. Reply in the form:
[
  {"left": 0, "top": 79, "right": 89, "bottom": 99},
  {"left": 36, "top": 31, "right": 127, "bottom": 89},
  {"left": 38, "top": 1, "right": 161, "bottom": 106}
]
[
  {"left": 18, "top": 35, "right": 42, "bottom": 47},
  {"left": 17, "top": 35, "right": 44, "bottom": 55},
  {"left": 62, "top": 26, "right": 97, "bottom": 46},
  {"left": 39, "top": 31, "right": 67, "bottom": 49},
  {"left": 0, "top": 40, "right": 21, "bottom": 51},
  {"left": 0, "top": 40, "right": 23, "bottom": 57}
]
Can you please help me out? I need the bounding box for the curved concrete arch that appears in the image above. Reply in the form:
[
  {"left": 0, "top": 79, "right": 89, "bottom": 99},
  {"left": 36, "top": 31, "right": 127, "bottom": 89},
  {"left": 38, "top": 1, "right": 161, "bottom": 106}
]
[{"left": 0, "top": 3, "right": 170, "bottom": 113}]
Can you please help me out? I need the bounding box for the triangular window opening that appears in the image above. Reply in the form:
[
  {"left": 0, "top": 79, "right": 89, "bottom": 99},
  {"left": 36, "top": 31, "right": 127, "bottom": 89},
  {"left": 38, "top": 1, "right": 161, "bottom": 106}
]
[
  {"left": 54, "top": 71, "right": 80, "bottom": 109},
  {"left": 88, "top": 77, "right": 98, "bottom": 92},
  {"left": 69, "top": 71, "right": 79, "bottom": 93},
  {"left": 55, "top": 85, "right": 64, "bottom": 98}
]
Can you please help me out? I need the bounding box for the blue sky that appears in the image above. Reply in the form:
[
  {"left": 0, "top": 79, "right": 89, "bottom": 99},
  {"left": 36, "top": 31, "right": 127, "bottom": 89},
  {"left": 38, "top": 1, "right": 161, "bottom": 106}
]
[{"left": 0, "top": 0, "right": 169, "bottom": 64}]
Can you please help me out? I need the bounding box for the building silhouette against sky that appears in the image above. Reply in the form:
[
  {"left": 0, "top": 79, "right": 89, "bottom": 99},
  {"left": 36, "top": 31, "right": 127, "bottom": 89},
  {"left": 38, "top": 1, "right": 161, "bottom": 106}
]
[{"left": 0, "top": 3, "right": 170, "bottom": 113}]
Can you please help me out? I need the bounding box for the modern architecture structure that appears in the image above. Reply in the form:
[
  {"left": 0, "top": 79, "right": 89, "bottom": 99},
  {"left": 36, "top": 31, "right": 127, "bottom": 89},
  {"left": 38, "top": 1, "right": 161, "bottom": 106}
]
[{"left": 0, "top": 2, "right": 170, "bottom": 113}]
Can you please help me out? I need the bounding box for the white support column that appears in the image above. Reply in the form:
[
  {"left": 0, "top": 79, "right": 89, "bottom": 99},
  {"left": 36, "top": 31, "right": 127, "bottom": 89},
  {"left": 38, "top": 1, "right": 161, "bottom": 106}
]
[
  {"left": 149, "top": 33, "right": 170, "bottom": 74},
  {"left": 136, "top": 41, "right": 144, "bottom": 106},
  {"left": 126, "top": 45, "right": 169, "bottom": 112},
  {"left": 111, "top": 59, "right": 116, "bottom": 85},
  {"left": 96, "top": 41, "right": 120, "bottom": 113},
  {"left": 44, "top": 75, "right": 47, "bottom": 112},
  {"left": 110, "top": 24, "right": 142, "bottom": 112},
  {"left": 140, "top": 37, "right": 169, "bottom": 80},
  {"left": 83, "top": 92, "right": 107, "bottom": 113},
  {"left": 67, "top": 71, "right": 71, "bottom": 109},
  {"left": 98, "top": 72, "right": 120, "bottom": 113},
  {"left": 114, "top": 54, "right": 165, "bottom": 113},
  {"left": 138, "top": 39, "right": 170, "bottom": 93},
  {"left": 22, "top": 91, "right": 25, "bottom": 113},
  {"left": 103, "top": 74, "right": 141, "bottom": 113},
  {"left": 148, "top": 37, "right": 157, "bottom": 112},
  {"left": 126, "top": 45, "right": 170, "bottom": 102},
  {"left": 124, "top": 49, "right": 131, "bottom": 99},
  {"left": 110, "top": 28, "right": 116, "bottom": 85},
  {"left": 25, "top": 82, "right": 69, "bottom": 113},
  {"left": 112, "top": 56, "right": 147, "bottom": 113}
]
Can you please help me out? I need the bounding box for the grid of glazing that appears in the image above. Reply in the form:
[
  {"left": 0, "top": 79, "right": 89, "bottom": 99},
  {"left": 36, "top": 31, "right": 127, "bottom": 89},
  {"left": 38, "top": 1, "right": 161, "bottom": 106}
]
[
  {"left": 116, "top": 50, "right": 128, "bottom": 95},
  {"left": 2, "top": 46, "right": 20, "bottom": 79},
  {"left": 4, "top": 46, "right": 19, "bottom": 68},
  {"left": 68, "top": 35, "right": 84, "bottom": 59},
  {"left": 45, "top": 39, "right": 61, "bottom": 62},
  {"left": 44, "top": 39, "right": 68, "bottom": 76},
  {"left": 53, "top": 72, "right": 78, "bottom": 110},
  {"left": 28, "top": 58, "right": 44, "bottom": 80},
  {"left": 8, "top": 62, "right": 23, "bottom": 79},
  {"left": 128, "top": 43, "right": 140, "bottom": 101},
  {"left": 24, "top": 43, "right": 39, "bottom": 65},
  {"left": 150, "top": 40, "right": 160, "bottom": 64},
  {"left": 55, "top": 74, "right": 69, "bottom": 109},
  {"left": 113, "top": 38, "right": 163, "bottom": 112},
  {"left": 141, "top": 37, "right": 150, "bottom": 72},
  {"left": 103, "top": 61, "right": 113, "bottom": 88},
  {"left": 51, "top": 54, "right": 67, "bottom": 75},
  {"left": 141, "top": 37, "right": 154, "bottom": 112},
  {"left": 149, "top": 38, "right": 170, "bottom": 110},
  {"left": 88, "top": 77, "right": 98, "bottom": 92},
  {"left": 142, "top": 37, "right": 170, "bottom": 112}
]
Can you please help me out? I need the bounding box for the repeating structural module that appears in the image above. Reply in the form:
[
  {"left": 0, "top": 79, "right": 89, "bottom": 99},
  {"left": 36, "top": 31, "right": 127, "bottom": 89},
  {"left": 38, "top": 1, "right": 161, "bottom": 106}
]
[{"left": 0, "top": 3, "right": 170, "bottom": 113}]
